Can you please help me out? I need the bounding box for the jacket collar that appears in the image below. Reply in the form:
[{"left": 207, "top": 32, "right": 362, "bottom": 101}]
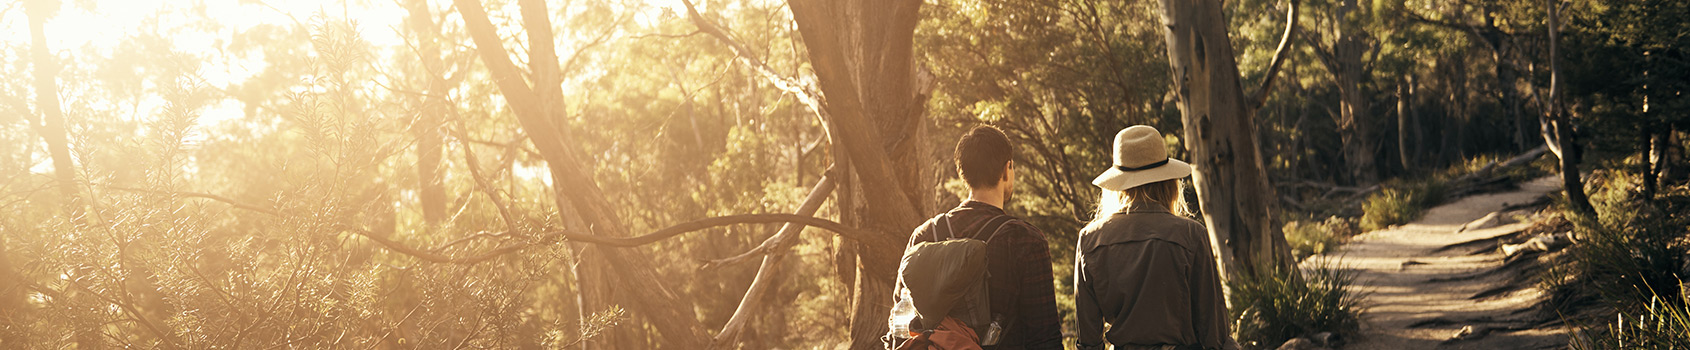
[
  {"left": 1125, "top": 200, "right": 1170, "bottom": 214},
  {"left": 954, "top": 200, "right": 1008, "bottom": 216}
]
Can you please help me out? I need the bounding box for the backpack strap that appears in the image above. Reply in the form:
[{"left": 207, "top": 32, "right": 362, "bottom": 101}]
[
  {"left": 934, "top": 213, "right": 1022, "bottom": 242},
  {"left": 935, "top": 214, "right": 954, "bottom": 241},
  {"left": 976, "top": 215, "right": 1020, "bottom": 243}
]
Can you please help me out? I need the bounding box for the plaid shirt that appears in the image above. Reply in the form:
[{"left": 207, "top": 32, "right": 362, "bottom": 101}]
[{"left": 899, "top": 201, "right": 1064, "bottom": 350}]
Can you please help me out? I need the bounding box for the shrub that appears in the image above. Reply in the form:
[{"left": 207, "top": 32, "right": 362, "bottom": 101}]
[
  {"left": 1359, "top": 181, "right": 1446, "bottom": 231},
  {"left": 1549, "top": 172, "right": 1687, "bottom": 313},
  {"left": 1285, "top": 217, "right": 1359, "bottom": 260},
  {"left": 1547, "top": 171, "right": 1690, "bottom": 349},
  {"left": 1230, "top": 263, "right": 1362, "bottom": 350}
]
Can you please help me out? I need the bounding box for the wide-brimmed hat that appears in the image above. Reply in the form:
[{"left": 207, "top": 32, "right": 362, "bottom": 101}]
[{"left": 1091, "top": 125, "right": 1192, "bottom": 191}]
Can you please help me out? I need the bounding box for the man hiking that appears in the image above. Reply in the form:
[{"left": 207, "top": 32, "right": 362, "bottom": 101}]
[{"left": 886, "top": 125, "right": 1063, "bottom": 350}]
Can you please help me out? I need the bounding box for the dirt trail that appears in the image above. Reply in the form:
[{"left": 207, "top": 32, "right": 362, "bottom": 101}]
[{"left": 1308, "top": 176, "right": 1575, "bottom": 350}]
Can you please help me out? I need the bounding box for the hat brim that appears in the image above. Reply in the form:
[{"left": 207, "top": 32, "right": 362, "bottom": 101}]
[{"left": 1091, "top": 159, "right": 1193, "bottom": 191}]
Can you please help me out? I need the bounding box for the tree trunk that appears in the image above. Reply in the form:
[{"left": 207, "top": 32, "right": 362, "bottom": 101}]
[
  {"left": 25, "top": 0, "right": 78, "bottom": 217},
  {"left": 1332, "top": 0, "right": 1376, "bottom": 185},
  {"left": 1645, "top": 126, "right": 1661, "bottom": 198},
  {"left": 1397, "top": 75, "right": 1413, "bottom": 169},
  {"left": 453, "top": 0, "right": 710, "bottom": 347},
  {"left": 786, "top": 0, "right": 934, "bottom": 347},
  {"left": 1544, "top": 0, "right": 1596, "bottom": 218},
  {"left": 1666, "top": 126, "right": 1684, "bottom": 184},
  {"left": 402, "top": 0, "right": 449, "bottom": 226},
  {"left": 1154, "top": 0, "right": 1294, "bottom": 279}
]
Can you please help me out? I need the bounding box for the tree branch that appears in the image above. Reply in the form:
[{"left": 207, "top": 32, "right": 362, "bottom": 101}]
[
  {"left": 1297, "top": 26, "right": 1339, "bottom": 74},
  {"left": 709, "top": 168, "right": 837, "bottom": 349},
  {"left": 678, "top": 0, "right": 830, "bottom": 127},
  {"left": 106, "top": 186, "right": 282, "bottom": 215},
  {"left": 553, "top": 214, "right": 882, "bottom": 248},
  {"left": 1248, "top": 0, "right": 1300, "bottom": 110},
  {"left": 115, "top": 185, "right": 888, "bottom": 265}
]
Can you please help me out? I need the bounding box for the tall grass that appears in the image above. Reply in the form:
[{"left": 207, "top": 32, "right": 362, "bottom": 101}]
[
  {"left": 1571, "top": 291, "right": 1690, "bottom": 350},
  {"left": 1230, "top": 263, "right": 1362, "bottom": 349},
  {"left": 1547, "top": 171, "right": 1690, "bottom": 349}
]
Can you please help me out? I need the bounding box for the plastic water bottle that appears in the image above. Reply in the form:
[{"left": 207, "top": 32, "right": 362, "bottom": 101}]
[
  {"left": 889, "top": 288, "right": 918, "bottom": 338},
  {"left": 980, "top": 314, "right": 1005, "bottom": 345}
]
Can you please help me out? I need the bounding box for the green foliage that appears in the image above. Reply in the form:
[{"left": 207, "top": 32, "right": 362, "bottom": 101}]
[
  {"left": 1229, "top": 263, "right": 1363, "bottom": 350},
  {"left": 1359, "top": 180, "right": 1446, "bottom": 231},
  {"left": 1285, "top": 217, "right": 1359, "bottom": 260},
  {"left": 1541, "top": 170, "right": 1690, "bottom": 350},
  {"left": 1546, "top": 171, "right": 1690, "bottom": 315}
]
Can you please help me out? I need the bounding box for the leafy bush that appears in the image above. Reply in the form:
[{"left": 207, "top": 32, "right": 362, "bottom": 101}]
[
  {"left": 1285, "top": 217, "right": 1359, "bottom": 260},
  {"left": 1359, "top": 181, "right": 1447, "bottom": 231},
  {"left": 1230, "top": 263, "right": 1362, "bottom": 350}
]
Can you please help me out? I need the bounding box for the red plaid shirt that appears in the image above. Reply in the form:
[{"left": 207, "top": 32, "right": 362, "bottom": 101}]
[{"left": 899, "top": 201, "right": 1064, "bottom": 350}]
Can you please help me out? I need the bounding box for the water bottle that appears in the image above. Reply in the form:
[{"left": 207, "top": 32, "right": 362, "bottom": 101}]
[
  {"left": 890, "top": 288, "right": 919, "bottom": 338},
  {"left": 980, "top": 314, "right": 1005, "bottom": 345}
]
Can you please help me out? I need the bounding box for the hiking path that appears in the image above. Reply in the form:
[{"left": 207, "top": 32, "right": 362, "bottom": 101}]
[{"left": 1308, "top": 176, "right": 1576, "bottom": 350}]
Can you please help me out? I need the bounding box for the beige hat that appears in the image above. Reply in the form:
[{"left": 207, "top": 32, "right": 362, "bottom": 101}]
[{"left": 1091, "top": 125, "right": 1193, "bottom": 191}]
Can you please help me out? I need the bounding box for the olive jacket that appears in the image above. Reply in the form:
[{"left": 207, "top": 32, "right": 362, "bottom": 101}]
[{"left": 1074, "top": 201, "right": 1237, "bottom": 350}]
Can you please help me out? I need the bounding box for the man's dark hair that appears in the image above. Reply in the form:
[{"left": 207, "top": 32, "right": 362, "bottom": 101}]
[{"left": 955, "top": 125, "right": 1013, "bottom": 189}]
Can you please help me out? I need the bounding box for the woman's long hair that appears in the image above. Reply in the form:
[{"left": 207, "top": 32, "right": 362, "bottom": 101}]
[{"left": 1088, "top": 179, "right": 1191, "bottom": 228}]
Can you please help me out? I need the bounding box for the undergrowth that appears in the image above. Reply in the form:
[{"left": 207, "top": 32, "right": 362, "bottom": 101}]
[
  {"left": 1357, "top": 154, "right": 1555, "bottom": 231},
  {"left": 1545, "top": 170, "right": 1690, "bottom": 349},
  {"left": 1285, "top": 217, "right": 1359, "bottom": 261},
  {"left": 1359, "top": 180, "right": 1446, "bottom": 231},
  {"left": 1229, "top": 263, "right": 1362, "bottom": 350}
]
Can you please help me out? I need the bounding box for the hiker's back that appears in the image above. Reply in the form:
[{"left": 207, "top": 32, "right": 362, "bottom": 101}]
[{"left": 889, "top": 201, "right": 1063, "bottom": 350}]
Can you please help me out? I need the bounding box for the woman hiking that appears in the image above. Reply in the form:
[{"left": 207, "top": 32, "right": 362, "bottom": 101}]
[{"left": 1074, "top": 125, "right": 1238, "bottom": 350}]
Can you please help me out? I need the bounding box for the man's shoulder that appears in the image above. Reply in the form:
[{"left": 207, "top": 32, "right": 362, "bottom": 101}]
[
  {"left": 907, "top": 215, "right": 944, "bottom": 243},
  {"left": 982, "top": 215, "right": 1047, "bottom": 246}
]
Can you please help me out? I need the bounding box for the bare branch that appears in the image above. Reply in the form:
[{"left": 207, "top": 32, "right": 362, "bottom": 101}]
[
  {"left": 553, "top": 214, "right": 881, "bottom": 248},
  {"left": 709, "top": 169, "right": 837, "bottom": 348},
  {"left": 630, "top": 30, "right": 704, "bottom": 40},
  {"left": 1248, "top": 0, "right": 1300, "bottom": 110},
  {"left": 106, "top": 186, "right": 281, "bottom": 215},
  {"left": 678, "top": 0, "right": 829, "bottom": 124},
  {"left": 343, "top": 226, "right": 530, "bottom": 264},
  {"left": 452, "top": 122, "right": 521, "bottom": 235},
  {"left": 123, "top": 185, "right": 885, "bottom": 265}
]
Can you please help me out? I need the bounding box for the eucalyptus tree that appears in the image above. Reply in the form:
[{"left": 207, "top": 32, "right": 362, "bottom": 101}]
[{"left": 1155, "top": 0, "right": 1300, "bottom": 276}]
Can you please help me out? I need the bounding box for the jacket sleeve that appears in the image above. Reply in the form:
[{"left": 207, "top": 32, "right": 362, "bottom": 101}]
[
  {"left": 1014, "top": 225, "right": 1065, "bottom": 350},
  {"left": 1190, "top": 224, "right": 1236, "bottom": 350},
  {"left": 1075, "top": 243, "right": 1106, "bottom": 350}
]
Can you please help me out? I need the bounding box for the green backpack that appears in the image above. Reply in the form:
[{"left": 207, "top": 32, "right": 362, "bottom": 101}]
[{"left": 887, "top": 214, "right": 1016, "bottom": 348}]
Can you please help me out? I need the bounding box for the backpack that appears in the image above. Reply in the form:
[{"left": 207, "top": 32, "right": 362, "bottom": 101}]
[{"left": 886, "top": 214, "right": 1018, "bottom": 350}]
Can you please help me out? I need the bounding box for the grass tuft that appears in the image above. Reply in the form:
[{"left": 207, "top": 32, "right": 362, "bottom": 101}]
[
  {"left": 1285, "top": 217, "right": 1359, "bottom": 260},
  {"left": 1359, "top": 180, "right": 1446, "bottom": 231},
  {"left": 1229, "top": 263, "right": 1362, "bottom": 350}
]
